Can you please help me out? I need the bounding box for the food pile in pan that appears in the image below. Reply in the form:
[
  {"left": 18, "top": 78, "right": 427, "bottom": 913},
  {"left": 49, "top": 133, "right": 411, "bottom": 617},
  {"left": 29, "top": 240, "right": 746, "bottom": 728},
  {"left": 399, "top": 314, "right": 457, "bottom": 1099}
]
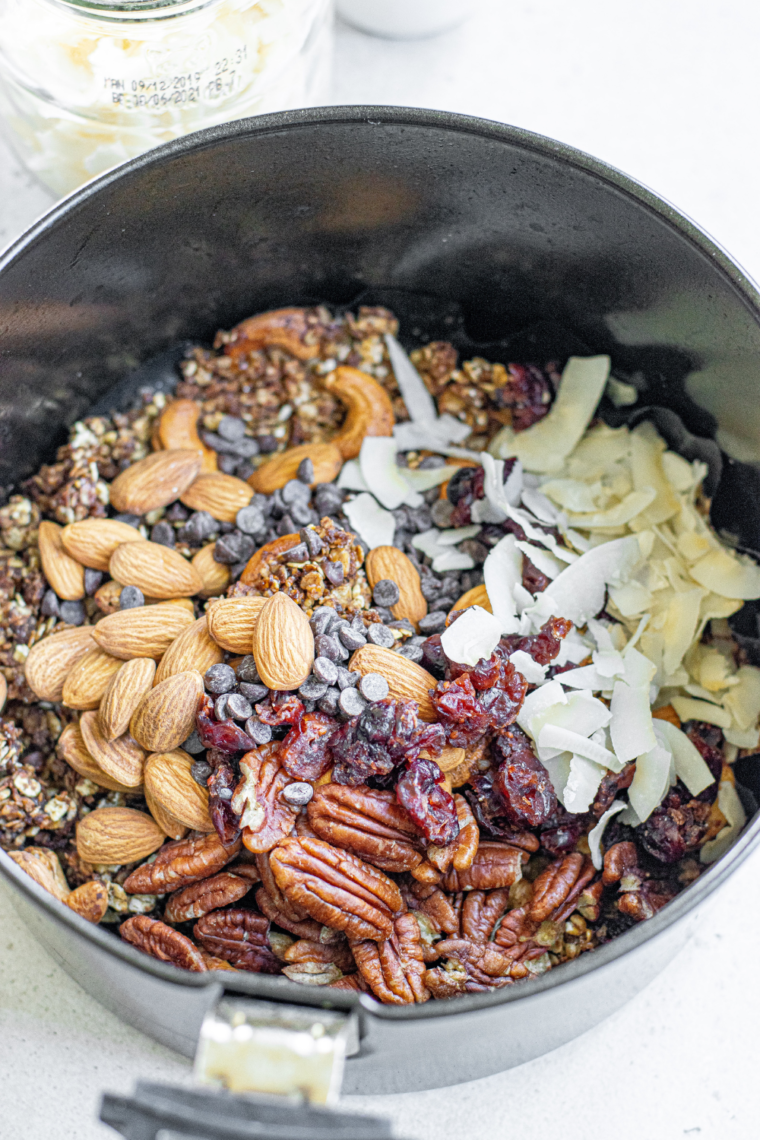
[{"left": 2, "top": 305, "right": 757, "bottom": 1001}]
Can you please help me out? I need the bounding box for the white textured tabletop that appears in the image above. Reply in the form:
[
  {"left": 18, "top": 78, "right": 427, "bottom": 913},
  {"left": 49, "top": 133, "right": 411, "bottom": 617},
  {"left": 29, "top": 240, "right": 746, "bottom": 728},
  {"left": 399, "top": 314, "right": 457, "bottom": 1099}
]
[{"left": 3, "top": 2, "right": 760, "bottom": 1137}]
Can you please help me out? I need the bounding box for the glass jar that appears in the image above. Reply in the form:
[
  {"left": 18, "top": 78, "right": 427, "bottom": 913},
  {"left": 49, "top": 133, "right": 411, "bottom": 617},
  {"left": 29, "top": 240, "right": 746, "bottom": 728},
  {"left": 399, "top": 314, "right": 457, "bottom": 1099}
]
[{"left": 0, "top": 0, "right": 333, "bottom": 196}]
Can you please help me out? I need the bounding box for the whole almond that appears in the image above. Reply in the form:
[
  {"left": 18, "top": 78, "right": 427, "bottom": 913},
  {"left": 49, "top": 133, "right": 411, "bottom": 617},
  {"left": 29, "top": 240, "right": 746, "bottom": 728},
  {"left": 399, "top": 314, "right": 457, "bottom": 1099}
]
[
  {"left": 38, "top": 520, "right": 85, "bottom": 600},
  {"left": 61, "top": 648, "right": 123, "bottom": 711},
  {"left": 60, "top": 518, "right": 144, "bottom": 572},
  {"left": 92, "top": 602, "right": 194, "bottom": 660},
  {"left": 154, "top": 616, "right": 223, "bottom": 685},
  {"left": 365, "top": 546, "right": 428, "bottom": 628},
  {"left": 66, "top": 880, "right": 109, "bottom": 923},
  {"left": 109, "top": 449, "right": 202, "bottom": 515},
  {"left": 145, "top": 785, "right": 189, "bottom": 841},
  {"left": 349, "top": 644, "right": 436, "bottom": 721},
  {"left": 8, "top": 847, "right": 71, "bottom": 901},
  {"left": 25, "top": 626, "right": 96, "bottom": 701},
  {"left": 248, "top": 441, "right": 342, "bottom": 494},
  {"left": 99, "top": 657, "right": 157, "bottom": 741},
  {"left": 144, "top": 749, "right": 214, "bottom": 832},
  {"left": 158, "top": 399, "right": 217, "bottom": 473},
  {"left": 207, "top": 595, "right": 266, "bottom": 653},
  {"left": 253, "top": 592, "right": 314, "bottom": 691},
  {"left": 240, "top": 533, "right": 300, "bottom": 585},
  {"left": 180, "top": 472, "right": 254, "bottom": 522},
  {"left": 58, "top": 722, "right": 138, "bottom": 793},
  {"left": 130, "top": 670, "right": 204, "bottom": 753},
  {"left": 76, "top": 806, "right": 165, "bottom": 864},
  {"left": 450, "top": 583, "right": 491, "bottom": 615},
  {"left": 192, "top": 543, "right": 231, "bottom": 598},
  {"left": 80, "top": 710, "right": 146, "bottom": 787},
  {"left": 109, "top": 540, "right": 202, "bottom": 599}
]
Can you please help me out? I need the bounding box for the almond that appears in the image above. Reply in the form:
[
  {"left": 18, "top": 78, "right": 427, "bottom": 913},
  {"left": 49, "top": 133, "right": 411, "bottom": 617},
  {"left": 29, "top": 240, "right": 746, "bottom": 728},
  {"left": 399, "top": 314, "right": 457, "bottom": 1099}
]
[
  {"left": 109, "top": 449, "right": 202, "bottom": 514},
  {"left": 192, "top": 543, "right": 231, "bottom": 598},
  {"left": 25, "top": 626, "right": 96, "bottom": 701},
  {"left": 154, "top": 616, "right": 223, "bottom": 684},
  {"left": 61, "top": 648, "right": 123, "bottom": 711},
  {"left": 158, "top": 399, "right": 217, "bottom": 473},
  {"left": 144, "top": 749, "right": 214, "bottom": 832},
  {"left": 109, "top": 540, "right": 202, "bottom": 599},
  {"left": 160, "top": 598, "right": 196, "bottom": 615},
  {"left": 450, "top": 583, "right": 491, "bottom": 615},
  {"left": 8, "top": 847, "right": 71, "bottom": 901},
  {"left": 130, "top": 670, "right": 204, "bottom": 753},
  {"left": 92, "top": 602, "right": 194, "bottom": 660},
  {"left": 79, "top": 711, "right": 146, "bottom": 787},
  {"left": 180, "top": 472, "right": 254, "bottom": 522},
  {"left": 60, "top": 518, "right": 144, "bottom": 572},
  {"left": 144, "top": 785, "right": 188, "bottom": 841},
  {"left": 240, "top": 533, "right": 300, "bottom": 585},
  {"left": 38, "top": 520, "right": 85, "bottom": 600},
  {"left": 98, "top": 657, "right": 157, "bottom": 741},
  {"left": 0, "top": 674, "right": 6, "bottom": 714},
  {"left": 58, "top": 721, "right": 138, "bottom": 793},
  {"left": 76, "top": 806, "right": 165, "bottom": 864},
  {"left": 248, "top": 441, "right": 342, "bottom": 494},
  {"left": 66, "top": 879, "right": 109, "bottom": 923},
  {"left": 324, "top": 365, "right": 395, "bottom": 459},
  {"left": 252, "top": 592, "right": 314, "bottom": 691},
  {"left": 365, "top": 546, "right": 428, "bottom": 629},
  {"left": 349, "top": 644, "right": 436, "bottom": 721},
  {"left": 206, "top": 595, "right": 266, "bottom": 653},
  {"left": 425, "top": 746, "right": 466, "bottom": 772}
]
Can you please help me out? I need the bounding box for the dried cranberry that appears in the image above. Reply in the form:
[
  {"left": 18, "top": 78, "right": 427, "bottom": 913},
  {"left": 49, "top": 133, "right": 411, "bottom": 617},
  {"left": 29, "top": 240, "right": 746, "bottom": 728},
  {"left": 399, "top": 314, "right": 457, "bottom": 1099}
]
[
  {"left": 493, "top": 725, "right": 557, "bottom": 828},
  {"left": 279, "top": 712, "right": 338, "bottom": 781},
  {"left": 396, "top": 756, "right": 459, "bottom": 846},
  {"left": 433, "top": 673, "right": 491, "bottom": 746},
  {"left": 448, "top": 652, "right": 501, "bottom": 690},
  {"left": 478, "top": 661, "right": 527, "bottom": 729},
  {"left": 493, "top": 363, "right": 553, "bottom": 432},
  {"left": 540, "top": 805, "right": 592, "bottom": 854},
  {"left": 592, "top": 763, "right": 635, "bottom": 817},
  {"left": 207, "top": 756, "right": 242, "bottom": 845},
  {"left": 447, "top": 467, "right": 485, "bottom": 527},
  {"left": 421, "top": 633, "right": 447, "bottom": 676},
  {"left": 499, "top": 616, "right": 572, "bottom": 667},
  {"left": 329, "top": 698, "right": 443, "bottom": 785},
  {"left": 255, "top": 692, "right": 305, "bottom": 728},
  {"left": 637, "top": 793, "right": 711, "bottom": 864},
  {"left": 521, "top": 555, "right": 549, "bottom": 595},
  {"left": 197, "top": 695, "right": 255, "bottom": 754}
]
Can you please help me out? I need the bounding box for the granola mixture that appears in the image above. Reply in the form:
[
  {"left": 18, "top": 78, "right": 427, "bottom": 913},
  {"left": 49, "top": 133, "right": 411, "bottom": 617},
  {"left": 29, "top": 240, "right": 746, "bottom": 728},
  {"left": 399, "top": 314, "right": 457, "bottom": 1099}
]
[{"left": 3, "top": 305, "right": 758, "bottom": 1002}]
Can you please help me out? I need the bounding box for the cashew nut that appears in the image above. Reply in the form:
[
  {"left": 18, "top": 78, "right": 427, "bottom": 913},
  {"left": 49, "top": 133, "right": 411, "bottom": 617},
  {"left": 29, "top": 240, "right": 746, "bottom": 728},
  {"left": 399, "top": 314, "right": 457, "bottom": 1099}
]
[
  {"left": 225, "top": 307, "right": 322, "bottom": 362},
  {"left": 325, "top": 365, "right": 395, "bottom": 459}
]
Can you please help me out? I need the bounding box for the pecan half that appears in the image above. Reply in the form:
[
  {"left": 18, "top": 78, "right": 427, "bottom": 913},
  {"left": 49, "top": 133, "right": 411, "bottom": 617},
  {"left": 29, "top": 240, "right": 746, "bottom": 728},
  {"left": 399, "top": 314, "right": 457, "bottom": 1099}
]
[
  {"left": 460, "top": 888, "right": 511, "bottom": 943},
  {"left": 124, "top": 832, "right": 241, "bottom": 895},
  {"left": 442, "top": 842, "right": 526, "bottom": 892},
  {"left": 193, "top": 907, "right": 280, "bottom": 973},
  {"left": 401, "top": 879, "right": 460, "bottom": 935},
  {"left": 270, "top": 836, "right": 402, "bottom": 941},
  {"left": 423, "top": 961, "right": 468, "bottom": 999},
  {"left": 307, "top": 783, "right": 424, "bottom": 872},
  {"left": 232, "top": 744, "right": 298, "bottom": 854},
  {"left": 426, "top": 794, "right": 479, "bottom": 874},
  {"left": 602, "top": 841, "right": 639, "bottom": 886},
  {"left": 254, "top": 850, "right": 324, "bottom": 939},
  {"left": 120, "top": 915, "right": 207, "bottom": 971},
  {"left": 528, "top": 854, "right": 594, "bottom": 923},
  {"left": 434, "top": 938, "right": 512, "bottom": 991},
  {"left": 281, "top": 937, "right": 355, "bottom": 985},
  {"left": 351, "top": 913, "right": 429, "bottom": 1004},
  {"left": 164, "top": 870, "right": 255, "bottom": 924}
]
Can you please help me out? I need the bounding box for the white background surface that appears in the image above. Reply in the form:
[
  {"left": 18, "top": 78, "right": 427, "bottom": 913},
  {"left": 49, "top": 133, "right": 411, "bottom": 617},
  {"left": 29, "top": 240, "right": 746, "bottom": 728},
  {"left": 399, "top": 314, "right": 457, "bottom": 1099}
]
[{"left": 2, "top": 2, "right": 760, "bottom": 1136}]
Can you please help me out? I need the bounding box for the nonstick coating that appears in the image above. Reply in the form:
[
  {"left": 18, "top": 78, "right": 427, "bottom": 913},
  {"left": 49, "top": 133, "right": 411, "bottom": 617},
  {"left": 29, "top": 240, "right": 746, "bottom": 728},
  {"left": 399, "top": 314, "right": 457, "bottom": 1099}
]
[{"left": 1, "top": 106, "right": 760, "bottom": 1092}]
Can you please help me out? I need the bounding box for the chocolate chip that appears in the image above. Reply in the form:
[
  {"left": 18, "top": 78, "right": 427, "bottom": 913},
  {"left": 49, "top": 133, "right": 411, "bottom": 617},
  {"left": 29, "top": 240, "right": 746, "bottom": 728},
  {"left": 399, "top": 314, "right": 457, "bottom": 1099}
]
[
  {"left": 235, "top": 461, "right": 256, "bottom": 482},
  {"left": 459, "top": 539, "right": 488, "bottom": 564},
  {"left": 238, "top": 682, "right": 268, "bottom": 702},
  {"left": 431, "top": 499, "right": 454, "bottom": 527},
  {"left": 397, "top": 643, "right": 424, "bottom": 663},
  {"left": 282, "top": 541, "right": 309, "bottom": 563},
  {"left": 300, "top": 527, "right": 323, "bottom": 557},
  {"left": 372, "top": 579, "right": 400, "bottom": 608},
  {"left": 358, "top": 673, "right": 389, "bottom": 702},
  {"left": 245, "top": 717, "right": 273, "bottom": 745},
  {"left": 310, "top": 607, "right": 335, "bottom": 637},
  {"left": 339, "top": 687, "right": 367, "bottom": 718},
  {"left": 339, "top": 624, "right": 366, "bottom": 651},
  {"left": 190, "top": 760, "right": 212, "bottom": 786},
  {"left": 83, "top": 568, "right": 103, "bottom": 596},
  {"left": 59, "top": 600, "right": 85, "bottom": 625},
  {"left": 113, "top": 513, "right": 141, "bottom": 528},
  {"left": 204, "top": 663, "right": 237, "bottom": 694},
  {"left": 313, "top": 483, "right": 344, "bottom": 515},
  {"left": 388, "top": 618, "right": 415, "bottom": 634},
  {"left": 282, "top": 478, "right": 310, "bottom": 506},
  {"left": 150, "top": 520, "right": 175, "bottom": 547},
  {"left": 41, "top": 590, "right": 60, "bottom": 617},
  {"left": 119, "top": 585, "right": 144, "bottom": 610},
  {"left": 289, "top": 500, "right": 314, "bottom": 527},
  {"left": 217, "top": 453, "right": 238, "bottom": 474},
  {"left": 336, "top": 667, "right": 360, "bottom": 690},
  {"left": 166, "top": 502, "right": 189, "bottom": 522},
  {"left": 236, "top": 655, "right": 260, "bottom": 683},
  {"left": 314, "top": 633, "right": 343, "bottom": 663},
  {"left": 313, "top": 656, "right": 339, "bottom": 686},
  {"left": 418, "top": 610, "right": 448, "bottom": 635},
  {"left": 214, "top": 531, "right": 255, "bottom": 565},
  {"left": 318, "top": 687, "right": 340, "bottom": 715},
  {"left": 296, "top": 457, "right": 314, "bottom": 484},
  {"left": 276, "top": 514, "right": 295, "bottom": 536},
  {"left": 215, "top": 693, "right": 232, "bottom": 721},
  {"left": 257, "top": 434, "right": 278, "bottom": 454},
  {"left": 225, "top": 692, "right": 254, "bottom": 721},
  {"left": 179, "top": 510, "right": 217, "bottom": 545},
  {"left": 183, "top": 730, "right": 205, "bottom": 755},
  {"left": 324, "top": 560, "right": 344, "bottom": 587},
  {"left": 236, "top": 504, "right": 266, "bottom": 535},
  {"left": 217, "top": 415, "right": 246, "bottom": 442},
  {"left": 298, "top": 676, "right": 328, "bottom": 701},
  {"left": 367, "top": 623, "right": 395, "bottom": 649},
  {"left": 281, "top": 781, "right": 314, "bottom": 806},
  {"left": 373, "top": 606, "right": 393, "bottom": 623}
]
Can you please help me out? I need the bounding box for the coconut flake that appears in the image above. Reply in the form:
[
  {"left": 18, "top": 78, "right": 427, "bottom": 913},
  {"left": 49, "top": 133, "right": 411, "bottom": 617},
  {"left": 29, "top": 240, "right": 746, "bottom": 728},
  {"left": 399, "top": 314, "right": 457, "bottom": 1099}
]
[
  {"left": 724, "top": 725, "right": 760, "bottom": 749},
  {"left": 509, "top": 649, "right": 547, "bottom": 684},
  {"left": 342, "top": 493, "right": 396, "bottom": 550},
  {"left": 527, "top": 534, "right": 645, "bottom": 628},
  {"left": 628, "top": 743, "right": 673, "bottom": 822},
  {"left": 609, "top": 674, "right": 657, "bottom": 764},
  {"left": 542, "top": 753, "right": 573, "bottom": 803},
  {"left": 541, "top": 478, "right": 604, "bottom": 513},
  {"left": 337, "top": 459, "right": 370, "bottom": 492},
  {"left": 688, "top": 546, "right": 760, "bottom": 600},
  {"left": 538, "top": 725, "right": 618, "bottom": 768},
  {"left": 700, "top": 779, "right": 747, "bottom": 864},
  {"left": 652, "top": 719, "right": 715, "bottom": 797},
  {"left": 566, "top": 488, "right": 657, "bottom": 530},
  {"left": 384, "top": 333, "right": 438, "bottom": 424},
  {"left": 588, "top": 800, "right": 628, "bottom": 869},
  {"left": 520, "top": 488, "right": 559, "bottom": 524},
  {"left": 563, "top": 755, "right": 606, "bottom": 813},
  {"left": 558, "top": 663, "right": 609, "bottom": 691},
  {"left": 432, "top": 548, "right": 475, "bottom": 572},
  {"left": 670, "top": 695, "right": 732, "bottom": 730},
  {"left": 515, "top": 540, "right": 563, "bottom": 580},
  {"left": 441, "top": 605, "right": 502, "bottom": 667},
  {"left": 488, "top": 355, "right": 611, "bottom": 473},
  {"left": 529, "top": 691, "right": 612, "bottom": 758},
  {"left": 483, "top": 533, "right": 523, "bottom": 635},
  {"left": 629, "top": 422, "right": 681, "bottom": 526},
  {"left": 360, "top": 436, "right": 423, "bottom": 510},
  {"left": 517, "top": 680, "right": 568, "bottom": 736},
  {"left": 437, "top": 525, "right": 482, "bottom": 546},
  {"left": 402, "top": 464, "right": 461, "bottom": 492}
]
